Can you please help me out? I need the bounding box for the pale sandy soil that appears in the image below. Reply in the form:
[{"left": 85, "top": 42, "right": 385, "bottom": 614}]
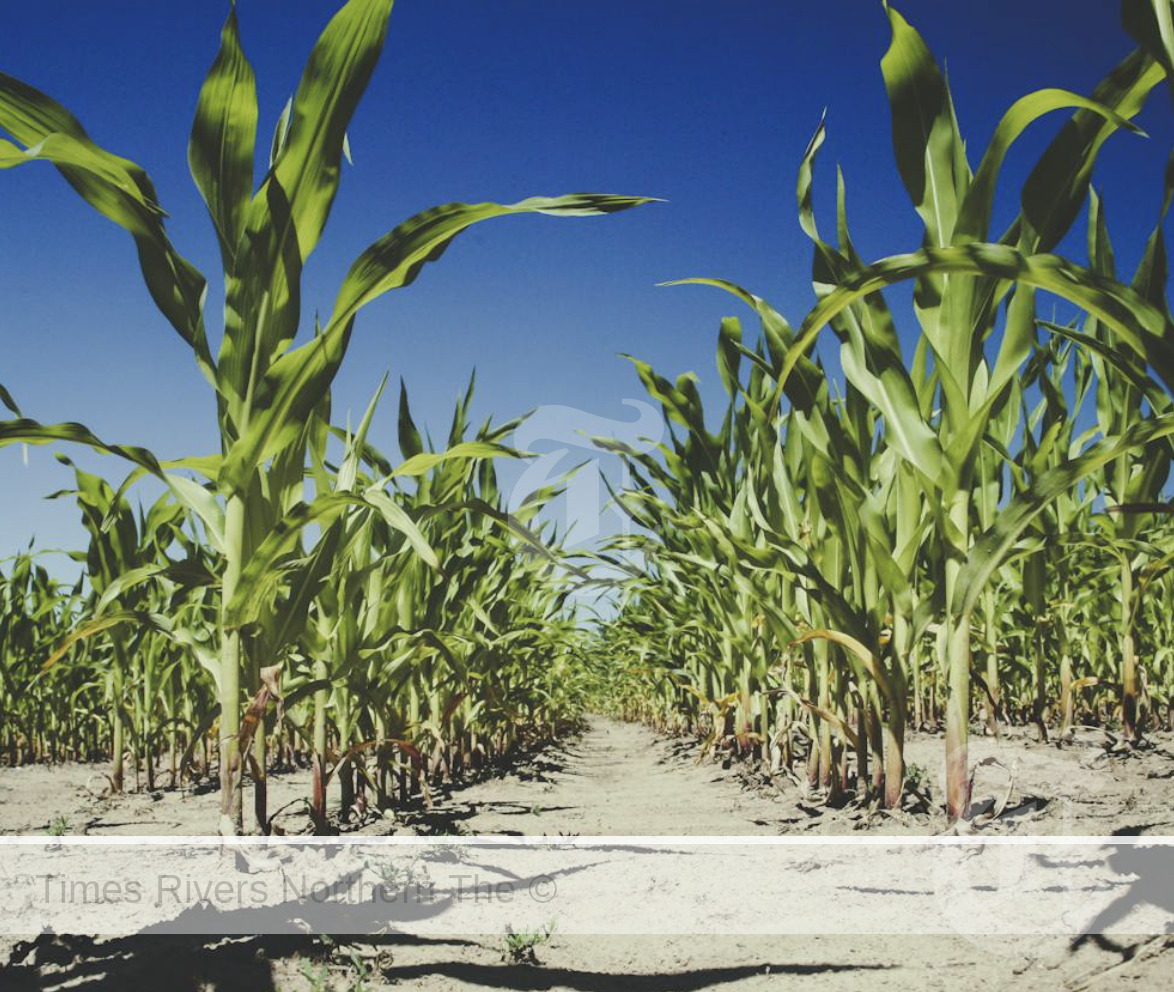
[{"left": 2, "top": 717, "right": 1174, "bottom": 989}]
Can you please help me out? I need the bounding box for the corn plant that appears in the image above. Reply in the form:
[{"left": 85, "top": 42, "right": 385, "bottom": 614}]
[
  {"left": 0, "top": 0, "right": 650, "bottom": 833},
  {"left": 0, "top": 551, "right": 81, "bottom": 765}
]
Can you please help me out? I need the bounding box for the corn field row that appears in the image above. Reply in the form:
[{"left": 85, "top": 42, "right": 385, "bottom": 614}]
[
  {"left": 594, "top": 4, "right": 1174, "bottom": 818},
  {"left": 1, "top": 380, "right": 599, "bottom": 832},
  {"left": 2, "top": 0, "right": 1174, "bottom": 834}
]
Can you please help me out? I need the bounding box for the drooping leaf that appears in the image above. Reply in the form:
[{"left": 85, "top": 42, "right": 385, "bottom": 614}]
[{"left": 0, "top": 75, "right": 213, "bottom": 382}]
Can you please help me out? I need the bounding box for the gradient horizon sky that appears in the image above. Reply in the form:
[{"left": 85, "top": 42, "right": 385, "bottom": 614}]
[{"left": 2, "top": 1, "right": 1171, "bottom": 569}]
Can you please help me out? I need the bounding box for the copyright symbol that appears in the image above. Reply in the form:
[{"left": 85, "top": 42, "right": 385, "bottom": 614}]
[{"left": 528, "top": 874, "right": 556, "bottom": 903}]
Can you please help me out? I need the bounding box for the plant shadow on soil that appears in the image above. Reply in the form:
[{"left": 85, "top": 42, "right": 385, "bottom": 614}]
[{"left": 0, "top": 930, "right": 890, "bottom": 992}]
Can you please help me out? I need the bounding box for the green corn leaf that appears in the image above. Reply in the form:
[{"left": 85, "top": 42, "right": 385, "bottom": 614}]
[
  {"left": 0, "top": 75, "right": 213, "bottom": 382},
  {"left": 660, "top": 278, "right": 824, "bottom": 413},
  {"left": 218, "top": 177, "right": 304, "bottom": 427},
  {"left": 956, "top": 89, "right": 1144, "bottom": 245},
  {"left": 716, "top": 317, "right": 743, "bottom": 399},
  {"left": 93, "top": 559, "right": 216, "bottom": 617},
  {"left": 271, "top": 0, "right": 393, "bottom": 262},
  {"left": 779, "top": 244, "right": 1174, "bottom": 399},
  {"left": 0, "top": 381, "right": 21, "bottom": 416},
  {"left": 1019, "top": 47, "right": 1162, "bottom": 251},
  {"left": 267, "top": 522, "right": 343, "bottom": 658},
  {"left": 1124, "top": 0, "right": 1174, "bottom": 77},
  {"left": 0, "top": 418, "right": 166, "bottom": 480},
  {"left": 880, "top": 6, "right": 966, "bottom": 249},
  {"left": 219, "top": 193, "right": 655, "bottom": 494},
  {"left": 330, "top": 194, "right": 657, "bottom": 328},
  {"left": 269, "top": 96, "right": 293, "bottom": 169},
  {"left": 43, "top": 610, "right": 172, "bottom": 671},
  {"left": 165, "top": 474, "right": 227, "bottom": 554},
  {"left": 398, "top": 379, "right": 425, "bottom": 461},
  {"left": 336, "top": 374, "right": 387, "bottom": 493},
  {"left": 223, "top": 490, "right": 440, "bottom": 629},
  {"left": 189, "top": 5, "right": 257, "bottom": 268},
  {"left": 388, "top": 441, "right": 523, "bottom": 479},
  {"left": 957, "top": 410, "right": 1174, "bottom": 617}
]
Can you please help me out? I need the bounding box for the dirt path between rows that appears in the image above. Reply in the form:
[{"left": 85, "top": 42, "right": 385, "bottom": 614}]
[
  {"left": 3, "top": 716, "right": 1174, "bottom": 990},
  {"left": 400, "top": 716, "right": 781, "bottom": 837}
]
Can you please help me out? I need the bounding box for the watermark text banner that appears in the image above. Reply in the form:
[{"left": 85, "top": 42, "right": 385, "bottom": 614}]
[{"left": 1, "top": 840, "right": 1171, "bottom": 936}]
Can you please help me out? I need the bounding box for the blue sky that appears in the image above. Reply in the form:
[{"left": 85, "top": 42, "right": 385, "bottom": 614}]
[{"left": 1, "top": 0, "right": 1170, "bottom": 565}]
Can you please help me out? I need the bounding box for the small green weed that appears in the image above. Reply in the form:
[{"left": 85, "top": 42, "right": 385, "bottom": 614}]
[{"left": 501, "top": 920, "right": 557, "bottom": 965}]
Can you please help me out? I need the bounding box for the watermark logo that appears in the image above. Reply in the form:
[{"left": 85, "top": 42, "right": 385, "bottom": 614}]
[{"left": 507, "top": 400, "right": 664, "bottom": 546}]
